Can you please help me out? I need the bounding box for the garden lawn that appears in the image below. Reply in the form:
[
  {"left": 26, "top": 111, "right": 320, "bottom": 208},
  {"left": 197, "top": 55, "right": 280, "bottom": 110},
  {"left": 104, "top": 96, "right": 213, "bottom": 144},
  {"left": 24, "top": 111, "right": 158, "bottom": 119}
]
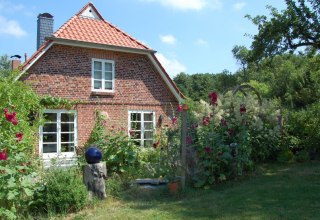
[{"left": 69, "top": 161, "right": 320, "bottom": 220}]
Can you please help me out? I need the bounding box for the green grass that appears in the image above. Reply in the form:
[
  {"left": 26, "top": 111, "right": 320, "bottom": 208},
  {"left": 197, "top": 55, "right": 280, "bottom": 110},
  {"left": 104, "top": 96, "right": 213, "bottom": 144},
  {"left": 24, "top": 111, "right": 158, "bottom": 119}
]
[{"left": 68, "top": 161, "right": 320, "bottom": 220}]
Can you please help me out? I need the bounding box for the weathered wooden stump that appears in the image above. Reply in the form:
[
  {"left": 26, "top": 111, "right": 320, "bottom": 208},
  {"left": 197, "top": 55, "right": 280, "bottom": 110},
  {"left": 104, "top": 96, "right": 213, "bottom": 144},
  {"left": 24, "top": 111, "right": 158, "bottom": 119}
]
[{"left": 83, "top": 162, "right": 107, "bottom": 199}]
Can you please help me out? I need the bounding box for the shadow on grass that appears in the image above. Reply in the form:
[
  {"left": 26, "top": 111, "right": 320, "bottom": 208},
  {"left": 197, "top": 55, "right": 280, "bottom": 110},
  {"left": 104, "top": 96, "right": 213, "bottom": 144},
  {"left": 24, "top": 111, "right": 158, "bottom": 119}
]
[{"left": 118, "top": 161, "right": 320, "bottom": 220}]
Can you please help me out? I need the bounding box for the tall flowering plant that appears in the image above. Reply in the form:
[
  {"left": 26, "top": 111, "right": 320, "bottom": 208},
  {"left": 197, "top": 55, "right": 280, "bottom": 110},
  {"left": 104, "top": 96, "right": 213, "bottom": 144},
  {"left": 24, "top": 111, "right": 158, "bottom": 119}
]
[{"left": 0, "top": 72, "right": 44, "bottom": 219}]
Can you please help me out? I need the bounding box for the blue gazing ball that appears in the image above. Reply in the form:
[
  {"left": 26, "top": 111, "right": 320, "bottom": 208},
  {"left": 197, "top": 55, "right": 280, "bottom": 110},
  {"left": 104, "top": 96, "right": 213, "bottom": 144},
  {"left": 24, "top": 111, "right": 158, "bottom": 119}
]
[{"left": 85, "top": 146, "right": 102, "bottom": 164}]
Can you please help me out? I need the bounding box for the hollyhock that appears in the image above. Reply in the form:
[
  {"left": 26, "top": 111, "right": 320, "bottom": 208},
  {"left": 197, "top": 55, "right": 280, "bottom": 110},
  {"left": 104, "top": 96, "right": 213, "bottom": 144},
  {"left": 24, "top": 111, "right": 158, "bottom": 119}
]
[
  {"left": 202, "top": 116, "right": 210, "bottom": 126},
  {"left": 0, "top": 149, "right": 7, "bottom": 160},
  {"left": 208, "top": 91, "right": 218, "bottom": 106},
  {"left": 4, "top": 108, "right": 18, "bottom": 125},
  {"left": 204, "top": 147, "right": 212, "bottom": 154},
  {"left": 153, "top": 141, "right": 159, "bottom": 148},
  {"left": 129, "top": 129, "right": 135, "bottom": 137},
  {"left": 177, "top": 105, "right": 183, "bottom": 113},
  {"left": 16, "top": 132, "right": 23, "bottom": 142},
  {"left": 171, "top": 116, "right": 178, "bottom": 125},
  {"left": 240, "top": 104, "right": 246, "bottom": 114}
]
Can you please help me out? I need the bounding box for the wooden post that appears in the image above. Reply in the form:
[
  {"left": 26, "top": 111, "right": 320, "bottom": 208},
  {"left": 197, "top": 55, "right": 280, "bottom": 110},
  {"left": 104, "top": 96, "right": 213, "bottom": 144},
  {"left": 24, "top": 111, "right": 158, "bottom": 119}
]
[
  {"left": 83, "top": 162, "right": 107, "bottom": 200},
  {"left": 180, "top": 105, "right": 188, "bottom": 190}
]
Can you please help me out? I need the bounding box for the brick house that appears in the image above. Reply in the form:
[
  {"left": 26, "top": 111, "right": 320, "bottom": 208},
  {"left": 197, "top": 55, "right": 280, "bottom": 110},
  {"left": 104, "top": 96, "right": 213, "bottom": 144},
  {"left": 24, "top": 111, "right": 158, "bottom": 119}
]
[{"left": 20, "top": 2, "right": 184, "bottom": 166}]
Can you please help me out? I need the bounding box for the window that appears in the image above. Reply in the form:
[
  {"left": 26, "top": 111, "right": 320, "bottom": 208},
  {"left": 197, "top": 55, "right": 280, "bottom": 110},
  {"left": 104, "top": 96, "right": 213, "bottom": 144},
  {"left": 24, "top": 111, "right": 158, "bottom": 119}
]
[
  {"left": 40, "top": 110, "right": 77, "bottom": 161},
  {"left": 92, "top": 58, "right": 115, "bottom": 92},
  {"left": 128, "top": 111, "right": 155, "bottom": 147}
]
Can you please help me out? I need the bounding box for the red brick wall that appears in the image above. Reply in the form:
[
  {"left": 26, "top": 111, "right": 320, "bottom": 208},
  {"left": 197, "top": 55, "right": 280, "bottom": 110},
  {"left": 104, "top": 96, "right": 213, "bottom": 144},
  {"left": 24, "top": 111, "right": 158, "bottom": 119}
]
[{"left": 23, "top": 44, "right": 179, "bottom": 147}]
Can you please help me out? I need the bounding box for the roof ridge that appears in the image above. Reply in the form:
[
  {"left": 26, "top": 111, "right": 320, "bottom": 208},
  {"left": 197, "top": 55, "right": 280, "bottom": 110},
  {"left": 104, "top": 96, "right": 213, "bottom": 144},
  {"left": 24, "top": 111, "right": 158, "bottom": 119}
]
[{"left": 102, "top": 19, "right": 150, "bottom": 50}]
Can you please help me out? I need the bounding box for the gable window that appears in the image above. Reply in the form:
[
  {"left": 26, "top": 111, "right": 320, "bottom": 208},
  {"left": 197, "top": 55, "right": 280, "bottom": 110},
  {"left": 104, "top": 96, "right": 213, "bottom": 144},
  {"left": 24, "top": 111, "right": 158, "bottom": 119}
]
[
  {"left": 92, "top": 58, "right": 115, "bottom": 92},
  {"left": 128, "top": 111, "right": 155, "bottom": 147},
  {"left": 40, "top": 110, "right": 77, "bottom": 165}
]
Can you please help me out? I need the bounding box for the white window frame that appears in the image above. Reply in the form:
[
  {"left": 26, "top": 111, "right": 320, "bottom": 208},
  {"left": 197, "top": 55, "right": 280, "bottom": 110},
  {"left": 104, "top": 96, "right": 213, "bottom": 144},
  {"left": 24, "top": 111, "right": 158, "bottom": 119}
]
[
  {"left": 128, "top": 110, "right": 156, "bottom": 147},
  {"left": 91, "top": 58, "right": 115, "bottom": 92},
  {"left": 39, "top": 110, "right": 78, "bottom": 167}
]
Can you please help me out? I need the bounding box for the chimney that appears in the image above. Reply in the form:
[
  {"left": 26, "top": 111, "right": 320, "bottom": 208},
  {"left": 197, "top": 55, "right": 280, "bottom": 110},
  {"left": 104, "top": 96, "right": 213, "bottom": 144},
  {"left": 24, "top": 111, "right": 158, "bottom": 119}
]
[
  {"left": 37, "top": 13, "right": 54, "bottom": 49},
  {"left": 11, "top": 59, "right": 21, "bottom": 70}
]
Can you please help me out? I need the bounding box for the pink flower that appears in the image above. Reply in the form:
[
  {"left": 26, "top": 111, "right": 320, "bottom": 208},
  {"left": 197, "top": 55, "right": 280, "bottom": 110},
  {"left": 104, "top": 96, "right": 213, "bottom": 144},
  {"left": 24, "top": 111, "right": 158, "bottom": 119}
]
[
  {"left": 202, "top": 116, "right": 210, "bottom": 126},
  {"left": 240, "top": 104, "right": 246, "bottom": 114},
  {"left": 16, "top": 132, "right": 23, "bottom": 142},
  {"left": 171, "top": 116, "right": 178, "bottom": 125},
  {"left": 204, "top": 147, "right": 212, "bottom": 154},
  {"left": 208, "top": 92, "right": 218, "bottom": 106},
  {"left": 4, "top": 108, "right": 18, "bottom": 125},
  {"left": 210, "top": 112, "right": 214, "bottom": 118},
  {"left": 177, "top": 105, "right": 183, "bottom": 113},
  {"left": 0, "top": 149, "right": 7, "bottom": 161}
]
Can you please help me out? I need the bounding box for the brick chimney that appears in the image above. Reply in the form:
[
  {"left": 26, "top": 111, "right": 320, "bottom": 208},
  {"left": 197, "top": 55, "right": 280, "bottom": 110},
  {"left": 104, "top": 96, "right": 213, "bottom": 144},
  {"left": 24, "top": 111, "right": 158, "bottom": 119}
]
[
  {"left": 37, "top": 13, "right": 54, "bottom": 49},
  {"left": 11, "top": 59, "right": 21, "bottom": 70}
]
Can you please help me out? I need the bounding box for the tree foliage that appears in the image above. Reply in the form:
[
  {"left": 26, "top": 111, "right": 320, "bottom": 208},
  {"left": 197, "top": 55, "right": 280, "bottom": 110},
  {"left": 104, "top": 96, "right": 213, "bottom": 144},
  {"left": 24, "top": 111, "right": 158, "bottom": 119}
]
[{"left": 246, "top": 0, "right": 320, "bottom": 61}]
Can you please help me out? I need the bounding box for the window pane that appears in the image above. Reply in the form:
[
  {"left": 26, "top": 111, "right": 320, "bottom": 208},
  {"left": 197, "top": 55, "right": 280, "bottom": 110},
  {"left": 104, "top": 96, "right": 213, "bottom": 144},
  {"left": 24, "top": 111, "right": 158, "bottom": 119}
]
[
  {"left": 133, "top": 131, "right": 141, "bottom": 139},
  {"left": 144, "top": 122, "right": 153, "bottom": 130},
  {"left": 105, "top": 72, "right": 112, "bottom": 80},
  {"left": 144, "top": 113, "right": 153, "bottom": 121},
  {"left": 44, "top": 113, "right": 57, "bottom": 122},
  {"left": 94, "top": 71, "right": 102, "bottom": 79},
  {"left": 61, "top": 113, "right": 74, "bottom": 122},
  {"left": 105, "top": 81, "right": 113, "bottom": 90},
  {"left": 43, "top": 144, "right": 57, "bottom": 153},
  {"left": 105, "top": 62, "right": 112, "bottom": 71},
  {"left": 94, "top": 80, "right": 102, "bottom": 89},
  {"left": 133, "top": 140, "right": 141, "bottom": 146},
  {"left": 61, "top": 133, "right": 75, "bottom": 142},
  {"left": 131, "top": 122, "right": 141, "bottom": 130},
  {"left": 144, "top": 140, "right": 153, "bottom": 147},
  {"left": 43, "top": 133, "right": 57, "bottom": 143},
  {"left": 94, "top": 61, "right": 102, "bottom": 70},
  {"left": 131, "top": 113, "right": 141, "bottom": 121},
  {"left": 43, "top": 123, "right": 57, "bottom": 132},
  {"left": 144, "top": 131, "right": 153, "bottom": 139},
  {"left": 61, "top": 143, "right": 75, "bottom": 153},
  {"left": 61, "top": 123, "right": 74, "bottom": 132}
]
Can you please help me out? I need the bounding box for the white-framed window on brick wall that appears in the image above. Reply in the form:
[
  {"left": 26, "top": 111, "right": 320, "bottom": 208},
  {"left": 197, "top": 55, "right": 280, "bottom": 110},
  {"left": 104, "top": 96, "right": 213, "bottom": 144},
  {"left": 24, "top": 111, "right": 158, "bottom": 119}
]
[
  {"left": 128, "top": 111, "right": 155, "bottom": 147},
  {"left": 92, "top": 58, "right": 115, "bottom": 92},
  {"left": 39, "top": 110, "right": 77, "bottom": 167}
]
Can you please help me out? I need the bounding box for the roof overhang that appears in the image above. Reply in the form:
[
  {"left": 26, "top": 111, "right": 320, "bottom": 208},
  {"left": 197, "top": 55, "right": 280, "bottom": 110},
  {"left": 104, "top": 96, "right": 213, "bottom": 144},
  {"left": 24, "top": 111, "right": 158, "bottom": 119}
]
[{"left": 20, "top": 38, "right": 185, "bottom": 102}]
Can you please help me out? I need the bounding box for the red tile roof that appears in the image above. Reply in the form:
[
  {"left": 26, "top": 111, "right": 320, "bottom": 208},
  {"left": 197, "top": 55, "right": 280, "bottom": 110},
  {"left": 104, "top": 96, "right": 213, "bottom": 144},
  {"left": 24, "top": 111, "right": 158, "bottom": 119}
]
[{"left": 53, "top": 2, "right": 150, "bottom": 50}]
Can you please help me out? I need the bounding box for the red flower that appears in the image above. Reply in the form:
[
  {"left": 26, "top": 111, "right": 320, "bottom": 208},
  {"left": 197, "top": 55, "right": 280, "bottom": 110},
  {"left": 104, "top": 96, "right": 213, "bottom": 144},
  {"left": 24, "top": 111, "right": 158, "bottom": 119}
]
[
  {"left": 202, "top": 116, "right": 210, "bottom": 126},
  {"left": 208, "top": 92, "right": 218, "bottom": 106},
  {"left": 171, "top": 116, "right": 178, "bottom": 125},
  {"left": 0, "top": 149, "right": 7, "bottom": 161},
  {"left": 153, "top": 141, "right": 160, "bottom": 148},
  {"left": 4, "top": 108, "right": 18, "bottom": 125},
  {"left": 240, "top": 104, "right": 246, "bottom": 114},
  {"left": 204, "top": 147, "right": 212, "bottom": 154},
  {"left": 16, "top": 132, "right": 23, "bottom": 142},
  {"left": 177, "top": 105, "right": 183, "bottom": 113}
]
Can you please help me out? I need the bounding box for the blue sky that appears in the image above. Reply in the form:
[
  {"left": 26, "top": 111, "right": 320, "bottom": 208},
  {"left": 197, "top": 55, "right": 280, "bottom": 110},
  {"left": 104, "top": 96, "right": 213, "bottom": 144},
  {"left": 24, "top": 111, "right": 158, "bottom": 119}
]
[{"left": 0, "top": 0, "right": 286, "bottom": 77}]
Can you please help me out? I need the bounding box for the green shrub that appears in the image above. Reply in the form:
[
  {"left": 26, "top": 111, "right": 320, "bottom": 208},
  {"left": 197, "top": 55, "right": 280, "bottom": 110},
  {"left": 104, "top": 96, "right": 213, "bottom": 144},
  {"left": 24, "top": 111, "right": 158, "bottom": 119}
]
[
  {"left": 294, "top": 150, "right": 310, "bottom": 162},
  {"left": 277, "top": 150, "right": 294, "bottom": 163},
  {"left": 37, "top": 167, "right": 88, "bottom": 214}
]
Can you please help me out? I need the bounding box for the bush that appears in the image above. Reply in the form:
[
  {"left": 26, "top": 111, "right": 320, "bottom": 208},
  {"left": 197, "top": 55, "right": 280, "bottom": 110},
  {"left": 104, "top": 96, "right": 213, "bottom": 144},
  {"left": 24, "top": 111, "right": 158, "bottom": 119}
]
[{"left": 35, "top": 167, "right": 88, "bottom": 215}]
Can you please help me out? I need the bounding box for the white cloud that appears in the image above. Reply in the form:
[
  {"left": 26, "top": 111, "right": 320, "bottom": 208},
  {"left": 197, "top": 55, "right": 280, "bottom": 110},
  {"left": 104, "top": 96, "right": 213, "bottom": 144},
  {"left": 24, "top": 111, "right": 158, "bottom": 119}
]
[
  {"left": 160, "top": 34, "right": 176, "bottom": 45},
  {"left": 141, "top": 0, "right": 222, "bottom": 11},
  {"left": 233, "top": 2, "right": 246, "bottom": 11},
  {"left": 155, "top": 53, "right": 186, "bottom": 78},
  {"left": 0, "top": 16, "right": 27, "bottom": 38},
  {"left": 195, "top": 38, "right": 209, "bottom": 47}
]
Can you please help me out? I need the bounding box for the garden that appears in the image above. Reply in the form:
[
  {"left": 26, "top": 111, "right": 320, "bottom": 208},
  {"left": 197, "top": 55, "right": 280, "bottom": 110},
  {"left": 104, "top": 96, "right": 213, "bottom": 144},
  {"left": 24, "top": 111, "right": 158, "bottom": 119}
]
[{"left": 1, "top": 1, "right": 320, "bottom": 219}]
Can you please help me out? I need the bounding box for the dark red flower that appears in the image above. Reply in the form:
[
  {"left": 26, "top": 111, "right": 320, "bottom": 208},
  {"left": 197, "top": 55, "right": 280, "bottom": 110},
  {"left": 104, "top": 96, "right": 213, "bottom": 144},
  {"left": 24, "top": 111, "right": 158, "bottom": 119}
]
[
  {"left": 4, "top": 108, "right": 18, "bottom": 125},
  {"left": 153, "top": 141, "right": 160, "bottom": 148},
  {"left": 208, "top": 92, "right": 218, "bottom": 106},
  {"left": 240, "top": 104, "right": 246, "bottom": 114},
  {"left": 202, "top": 116, "right": 210, "bottom": 126},
  {"left": 171, "top": 116, "right": 178, "bottom": 125},
  {"left": 204, "top": 147, "right": 212, "bottom": 154},
  {"left": 16, "top": 132, "right": 23, "bottom": 142},
  {"left": 0, "top": 149, "right": 7, "bottom": 161},
  {"left": 177, "top": 105, "right": 183, "bottom": 113}
]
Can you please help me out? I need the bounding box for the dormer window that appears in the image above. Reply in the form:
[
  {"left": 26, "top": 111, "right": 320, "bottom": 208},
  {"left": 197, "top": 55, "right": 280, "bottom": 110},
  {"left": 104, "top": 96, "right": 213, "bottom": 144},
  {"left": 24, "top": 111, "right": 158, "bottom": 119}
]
[{"left": 92, "top": 58, "right": 115, "bottom": 92}]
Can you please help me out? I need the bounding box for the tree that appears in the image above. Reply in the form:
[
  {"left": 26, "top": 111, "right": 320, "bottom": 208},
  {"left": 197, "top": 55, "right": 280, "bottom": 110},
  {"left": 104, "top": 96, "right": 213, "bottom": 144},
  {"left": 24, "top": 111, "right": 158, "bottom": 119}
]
[
  {"left": 0, "top": 54, "right": 11, "bottom": 70},
  {"left": 232, "top": 45, "right": 251, "bottom": 82},
  {"left": 246, "top": 0, "right": 320, "bottom": 61}
]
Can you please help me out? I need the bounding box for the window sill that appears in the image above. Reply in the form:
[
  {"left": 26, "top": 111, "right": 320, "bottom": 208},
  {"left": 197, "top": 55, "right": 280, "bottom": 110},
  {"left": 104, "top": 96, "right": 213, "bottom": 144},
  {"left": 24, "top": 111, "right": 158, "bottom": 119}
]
[{"left": 91, "top": 91, "right": 115, "bottom": 97}]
